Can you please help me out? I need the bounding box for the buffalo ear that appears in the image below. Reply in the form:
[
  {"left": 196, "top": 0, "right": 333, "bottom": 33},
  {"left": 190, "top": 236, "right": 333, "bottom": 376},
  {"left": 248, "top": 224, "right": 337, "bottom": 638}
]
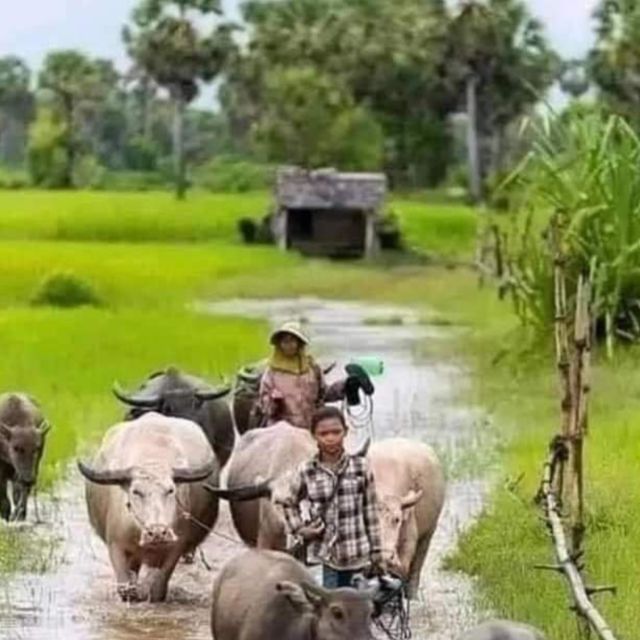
[
  {"left": 0, "top": 422, "right": 13, "bottom": 441},
  {"left": 38, "top": 420, "right": 52, "bottom": 437},
  {"left": 276, "top": 581, "right": 313, "bottom": 613},
  {"left": 400, "top": 489, "right": 423, "bottom": 510}
]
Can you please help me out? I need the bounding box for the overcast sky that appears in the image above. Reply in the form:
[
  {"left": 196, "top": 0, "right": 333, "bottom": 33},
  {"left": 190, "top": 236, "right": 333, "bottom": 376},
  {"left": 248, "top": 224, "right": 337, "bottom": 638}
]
[{"left": 1, "top": 0, "right": 599, "bottom": 87}]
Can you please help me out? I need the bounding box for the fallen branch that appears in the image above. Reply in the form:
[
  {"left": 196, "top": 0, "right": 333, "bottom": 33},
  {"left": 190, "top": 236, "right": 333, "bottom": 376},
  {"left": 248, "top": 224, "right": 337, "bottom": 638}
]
[{"left": 540, "top": 451, "right": 619, "bottom": 640}]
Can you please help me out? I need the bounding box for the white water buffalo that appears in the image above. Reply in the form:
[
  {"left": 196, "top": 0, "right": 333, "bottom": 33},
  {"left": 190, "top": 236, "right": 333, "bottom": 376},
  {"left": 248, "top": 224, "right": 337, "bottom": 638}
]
[
  {"left": 211, "top": 549, "right": 375, "bottom": 640},
  {"left": 113, "top": 366, "right": 234, "bottom": 468},
  {"left": 459, "top": 621, "right": 546, "bottom": 640},
  {"left": 207, "top": 421, "right": 316, "bottom": 549},
  {"left": 0, "top": 393, "right": 51, "bottom": 521},
  {"left": 369, "top": 438, "right": 445, "bottom": 598},
  {"left": 78, "top": 412, "right": 219, "bottom": 602}
]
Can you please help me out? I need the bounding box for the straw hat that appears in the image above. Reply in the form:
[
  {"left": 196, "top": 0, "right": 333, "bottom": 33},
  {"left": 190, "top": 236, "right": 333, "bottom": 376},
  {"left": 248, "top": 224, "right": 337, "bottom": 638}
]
[{"left": 270, "top": 320, "right": 310, "bottom": 345}]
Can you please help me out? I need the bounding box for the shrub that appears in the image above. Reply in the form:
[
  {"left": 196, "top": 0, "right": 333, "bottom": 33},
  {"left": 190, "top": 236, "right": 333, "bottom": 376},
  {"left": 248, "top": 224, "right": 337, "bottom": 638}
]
[
  {"left": 0, "top": 167, "right": 29, "bottom": 190},
  {"left": 193, "top": 156, "right": 274, "bottom": 193},
  {"left": 31, "top": 271, "right": 102, "bottom": 308}
]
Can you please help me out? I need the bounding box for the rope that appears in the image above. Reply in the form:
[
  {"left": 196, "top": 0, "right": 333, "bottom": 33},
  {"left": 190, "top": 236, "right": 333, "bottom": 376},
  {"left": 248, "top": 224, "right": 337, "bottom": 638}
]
[
  {"left": 370, "top": 576, "right": 412, "bottom": 640},
  {"left": 342, "top": 395, "right": 375, "bottom": 440}
]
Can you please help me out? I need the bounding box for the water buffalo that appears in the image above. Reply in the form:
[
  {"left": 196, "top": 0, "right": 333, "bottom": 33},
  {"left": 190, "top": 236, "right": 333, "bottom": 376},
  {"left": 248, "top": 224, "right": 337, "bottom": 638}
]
[
  {"left": 369, "top": 438, "right": 445, "bottom": 598},
  {"left": 78, "top": 412, "right": 219, "bottom": 602},
  {"left": 207, "top": 421, "right": 317, "bottom": 549},
  {"left": 211, "top": 549, "right": 375, "bottom": 640},
  {"left": 232, "top": 361, "right": 337, "bottom": 434},
  {"left": 113, "top": 366, "right": 234, "bottom": 468},
  {"left": 0, "top": 393, "right": 51, "bottom": 521},
  {"left": 459, "top": 621, "right": 546, "bottom": 640}
]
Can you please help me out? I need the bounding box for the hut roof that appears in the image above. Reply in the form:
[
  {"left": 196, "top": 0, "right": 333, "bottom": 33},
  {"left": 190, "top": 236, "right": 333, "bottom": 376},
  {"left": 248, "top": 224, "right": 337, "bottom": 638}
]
[{"left": 276, "top": 167, "right": 387, "bottom": 210}]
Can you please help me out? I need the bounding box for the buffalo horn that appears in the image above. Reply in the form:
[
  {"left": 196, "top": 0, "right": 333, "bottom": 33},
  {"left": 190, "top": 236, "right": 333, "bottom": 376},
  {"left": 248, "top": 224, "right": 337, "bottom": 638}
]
[
  {"left": 39, "top": 419, "right": 52, "bottom": 436},
  {"left": 77, "top": 460, "right": 132, "bottom": 486},
  {"left": 173, "top": 460, "right": 216, "bottom": 483},
  {"left": 237, "top": 369, "right": 261, "bottom": 383},
  {"left": 112, "top": 382, "right": 159, "bottom": 408},
  {"left": 204, "top": 480, "right": 272, "bottom": 501},
  {"left": 195, "top": 384, "right": 231, "bottom": 401}
]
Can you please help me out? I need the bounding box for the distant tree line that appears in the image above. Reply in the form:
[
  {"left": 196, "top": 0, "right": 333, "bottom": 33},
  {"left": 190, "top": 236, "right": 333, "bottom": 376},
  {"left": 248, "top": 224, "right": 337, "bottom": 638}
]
[{"left": 1, "top": 0, "right": 637, "bottom": 197}]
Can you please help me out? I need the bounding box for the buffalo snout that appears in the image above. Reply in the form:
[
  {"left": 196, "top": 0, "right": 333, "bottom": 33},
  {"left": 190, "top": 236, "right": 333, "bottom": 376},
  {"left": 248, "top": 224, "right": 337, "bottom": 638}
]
[{"left": 140, "top": 525, "right": 177, "bottom": 547}]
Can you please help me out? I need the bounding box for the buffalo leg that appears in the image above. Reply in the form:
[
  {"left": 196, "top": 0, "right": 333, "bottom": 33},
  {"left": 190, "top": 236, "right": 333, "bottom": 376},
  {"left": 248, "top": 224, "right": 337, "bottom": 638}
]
[
  {"left": 109, "top": 544, "right": 140, "bottom": 602},
  {"left": 0, "top": 476, "right": 10, "bottom": 521},
  {"left": 148, "top": 545, "right": 184, "bottom": 602},
  {"left": 11, "top": 482, "right": 29, "bottom": 521},
  {"left": 407, "top": 534, "right": 432, "bottom": 599}
]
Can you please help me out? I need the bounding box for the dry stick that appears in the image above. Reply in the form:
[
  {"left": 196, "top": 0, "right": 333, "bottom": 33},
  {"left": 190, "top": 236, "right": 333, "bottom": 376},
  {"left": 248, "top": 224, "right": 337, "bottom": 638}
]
[{"left": 541, "top": 453, "right": 618, "bottom": 640}]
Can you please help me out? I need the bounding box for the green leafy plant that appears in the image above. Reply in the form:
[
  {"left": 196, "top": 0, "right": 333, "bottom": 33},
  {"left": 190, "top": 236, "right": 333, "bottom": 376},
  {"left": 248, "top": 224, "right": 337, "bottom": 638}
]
[{"left": 31, "top": 271, "right": 103, "bottom": 308}]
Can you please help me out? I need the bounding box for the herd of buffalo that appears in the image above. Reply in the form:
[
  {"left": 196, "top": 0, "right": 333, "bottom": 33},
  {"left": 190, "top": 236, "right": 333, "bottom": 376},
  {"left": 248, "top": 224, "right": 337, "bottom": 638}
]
[{"left": 0, "top": 365, "right": 546, "bottom": 639}]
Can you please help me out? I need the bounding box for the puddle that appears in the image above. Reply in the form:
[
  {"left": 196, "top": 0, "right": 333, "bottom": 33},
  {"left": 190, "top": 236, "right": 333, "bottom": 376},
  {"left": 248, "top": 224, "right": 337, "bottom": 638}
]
[{"left": 0, "top": 298, "right": 489, "bottom": 639}]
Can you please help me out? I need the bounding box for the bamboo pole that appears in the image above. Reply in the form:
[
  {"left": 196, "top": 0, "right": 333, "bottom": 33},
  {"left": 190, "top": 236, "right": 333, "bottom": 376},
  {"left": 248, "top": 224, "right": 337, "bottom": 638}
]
[{"left": 541, "top": 452, "right": 618, "bottom": 640}]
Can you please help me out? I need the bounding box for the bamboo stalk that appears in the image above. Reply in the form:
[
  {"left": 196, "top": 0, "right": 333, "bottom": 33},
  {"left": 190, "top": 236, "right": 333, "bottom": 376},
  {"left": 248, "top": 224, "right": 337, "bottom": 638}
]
[{"left": 541, "top": 452, "right": 618, "bottom": 640}]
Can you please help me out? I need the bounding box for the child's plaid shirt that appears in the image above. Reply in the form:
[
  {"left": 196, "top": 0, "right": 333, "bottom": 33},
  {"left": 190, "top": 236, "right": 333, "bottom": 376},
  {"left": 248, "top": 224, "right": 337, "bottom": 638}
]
[{"left": 279, "top": 453, "right": 382, "bottom": 570}]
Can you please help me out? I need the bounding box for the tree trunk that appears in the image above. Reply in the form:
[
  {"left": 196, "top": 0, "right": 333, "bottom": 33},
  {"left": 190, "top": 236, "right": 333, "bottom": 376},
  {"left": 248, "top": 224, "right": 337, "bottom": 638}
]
[
  {"left": 62, "top": 95, "right": 75, "bottom": 189},
  {"left": 466, "top": 74, "right": 482, "bottom": 204},
  {"left": 172, "top": 93, "right": 187, "bottom": 200}
]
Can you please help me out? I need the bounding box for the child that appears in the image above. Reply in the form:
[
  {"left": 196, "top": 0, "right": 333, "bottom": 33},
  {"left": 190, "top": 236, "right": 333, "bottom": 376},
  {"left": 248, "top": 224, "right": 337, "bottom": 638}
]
[{"left": 281, "top": 405, "right": 383, "bottom": 588}]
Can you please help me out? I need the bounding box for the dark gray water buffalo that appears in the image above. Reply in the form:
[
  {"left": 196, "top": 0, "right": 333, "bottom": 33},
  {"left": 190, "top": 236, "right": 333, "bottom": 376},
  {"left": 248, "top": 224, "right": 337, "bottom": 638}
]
[
  {"left": 78, "top": 412, "right": 219, "bottom": 602},
  {"left": 459, "top": 621, "right": 546, "bottom": 640},
  {"left": 0, "top": 393, "right": 51, "bottom": 521},
  {"left": 211, "top": 549, "right": 375, "bottom": 640},
  {"left": 232, "top": 360, "right": 336, "bottom": 434},
  {"left": 113, "top": 366, "right": 234, "bottom": 468},
  {"left": 369, "top": 438, "right": 445, "bottom": 598},
  {"left": 207, "top": 421, "right": 316, "bottom": 549}
]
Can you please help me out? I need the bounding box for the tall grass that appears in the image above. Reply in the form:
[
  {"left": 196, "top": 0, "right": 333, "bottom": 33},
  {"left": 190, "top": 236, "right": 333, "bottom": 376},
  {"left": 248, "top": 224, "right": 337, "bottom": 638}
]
[
  {"left": 0, "top": 190, "right": 478, "bottom": 259},
  {"left": 504, "top": 115, "right": 640, "bottom": 351}
]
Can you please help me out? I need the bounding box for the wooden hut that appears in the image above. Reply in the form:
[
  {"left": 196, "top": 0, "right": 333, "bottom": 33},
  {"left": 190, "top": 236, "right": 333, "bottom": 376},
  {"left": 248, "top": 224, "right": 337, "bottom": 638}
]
[{"left": 272, "top": 167, "right": 387, "bottom": 258}]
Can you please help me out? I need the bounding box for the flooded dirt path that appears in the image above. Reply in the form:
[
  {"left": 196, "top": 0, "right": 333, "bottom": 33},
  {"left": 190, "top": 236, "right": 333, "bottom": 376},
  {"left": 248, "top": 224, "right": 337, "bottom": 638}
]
[{"left": 0, "top": 298, "right": 488, "bottom": 640}]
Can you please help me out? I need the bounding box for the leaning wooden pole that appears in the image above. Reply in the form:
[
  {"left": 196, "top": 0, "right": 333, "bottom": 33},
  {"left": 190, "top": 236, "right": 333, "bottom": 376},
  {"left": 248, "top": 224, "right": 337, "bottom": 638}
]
[{"left": 541, "top": 456, "right": 618, "bottom": 640}]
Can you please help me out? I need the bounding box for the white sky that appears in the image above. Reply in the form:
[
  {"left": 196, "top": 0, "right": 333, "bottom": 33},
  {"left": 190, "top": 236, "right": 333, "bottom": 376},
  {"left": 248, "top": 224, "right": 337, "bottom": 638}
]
[{"left": 1, "top": 0, "right": 600, "bottom": 105}]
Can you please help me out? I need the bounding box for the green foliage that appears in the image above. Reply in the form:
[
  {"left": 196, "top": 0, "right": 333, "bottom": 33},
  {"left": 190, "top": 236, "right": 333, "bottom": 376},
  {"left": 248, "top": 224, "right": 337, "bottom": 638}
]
[
  {"left": 192, "top": 155, "right": 274, "bottom": 192},
  {"left": 0, "top": 166, "right": 29, "bottom": 190},
  {"left": 255, "top": 66, "right": 383, "bottom": 170},
  {"left": 31, "top": 271, "right": 102, "bottom": 308},
  {"left": 504, "top": 114, "right": 640, "bottom": 351},
  {"left": 27, "top": 108, "right": 69, "bottom": 188},
  {"left": 590, "top": 1, "right": 640, "bottom": 122}
]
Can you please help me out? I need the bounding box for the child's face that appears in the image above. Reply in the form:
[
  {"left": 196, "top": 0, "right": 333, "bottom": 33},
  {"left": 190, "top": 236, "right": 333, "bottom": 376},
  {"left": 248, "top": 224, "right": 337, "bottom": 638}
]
[
  {"left": 313, "top": 417, "right": 346, "bottom": 457},
  {"left": 278, "top": 334, "right": 301, "bottom": 357}
]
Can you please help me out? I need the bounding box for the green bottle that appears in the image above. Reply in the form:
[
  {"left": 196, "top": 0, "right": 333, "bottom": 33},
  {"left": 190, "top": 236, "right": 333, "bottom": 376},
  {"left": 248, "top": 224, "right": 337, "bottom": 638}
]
[{"left": 349, "top": 356, "right": 384, "bottom": 377}]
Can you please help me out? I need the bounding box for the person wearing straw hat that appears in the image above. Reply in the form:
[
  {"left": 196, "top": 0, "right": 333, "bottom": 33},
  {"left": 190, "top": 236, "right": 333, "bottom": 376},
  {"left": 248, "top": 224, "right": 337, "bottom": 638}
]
[{"left": 256, "top": 320, "right": 371, "bottom": 431}]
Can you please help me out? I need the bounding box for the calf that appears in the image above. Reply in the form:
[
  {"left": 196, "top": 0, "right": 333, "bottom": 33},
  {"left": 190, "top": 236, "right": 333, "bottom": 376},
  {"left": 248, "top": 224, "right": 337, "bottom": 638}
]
[
  {"left": 211, "top": 549, "right": 374, "bottom": 640},
  {"left": 0, "top": 393, "right": 51, "bottom": 521}
]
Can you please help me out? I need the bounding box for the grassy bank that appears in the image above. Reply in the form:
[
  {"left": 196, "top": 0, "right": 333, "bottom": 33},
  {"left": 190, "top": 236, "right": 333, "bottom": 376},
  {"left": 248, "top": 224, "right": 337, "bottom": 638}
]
[{"left": 0, "top": 190, "right": 478, "bottom": 259}]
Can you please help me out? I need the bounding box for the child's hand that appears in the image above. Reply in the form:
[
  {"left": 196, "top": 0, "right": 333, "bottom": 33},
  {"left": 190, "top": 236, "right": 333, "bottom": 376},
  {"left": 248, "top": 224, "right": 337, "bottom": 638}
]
[{"left": 297, "top": 521, "right": 325, "bottom": 541}]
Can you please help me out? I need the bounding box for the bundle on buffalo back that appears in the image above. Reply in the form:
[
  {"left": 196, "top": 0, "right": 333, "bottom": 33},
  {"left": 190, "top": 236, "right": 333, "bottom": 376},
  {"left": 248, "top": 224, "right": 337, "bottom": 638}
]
[
  {"left": 78, "top": 412, "right": 219, "bottom": 602},
  {"left": 113, "top": 366, "right": 234, "bottom": 468},
  {"left": 211, "top": 549, "right": 375, "bottom": 640},
  {"left": 0, "top": 393, "right": 51, "bottom": 521},
  {"left": 458, "top": 620, "right": 546, "bottom": 640},
  {"left": 369, "top": 438, "right": 445, "bottom": 598}
]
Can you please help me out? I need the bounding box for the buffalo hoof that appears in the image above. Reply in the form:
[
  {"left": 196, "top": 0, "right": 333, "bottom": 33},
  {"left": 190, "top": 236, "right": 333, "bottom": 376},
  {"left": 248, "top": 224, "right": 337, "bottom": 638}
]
[
  {"left": 117, "top": 582, "right": 143, "bottom": 603},
  {"left": 182, "top": 551, "right": 196, "bottom": 564}
]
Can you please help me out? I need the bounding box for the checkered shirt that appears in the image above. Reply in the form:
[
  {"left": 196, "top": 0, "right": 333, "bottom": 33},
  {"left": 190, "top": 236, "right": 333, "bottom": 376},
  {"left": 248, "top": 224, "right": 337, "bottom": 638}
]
[{"left": 280, "top": 453, "right": 382, "bottom": 570}]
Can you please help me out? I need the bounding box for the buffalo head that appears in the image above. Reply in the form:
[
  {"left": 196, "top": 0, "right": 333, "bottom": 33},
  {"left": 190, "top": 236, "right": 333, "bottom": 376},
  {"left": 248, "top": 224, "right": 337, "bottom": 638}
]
[
  {"left": 377, "top": 489, "right": 423, "bottom": 578},
  {"left": 113, "top": 367, "right": 230, "bottom": 422},
  {"left": 78, "top": 458, "right": 215, "bottom": 548},
  {"left": 0, "top": 420, "right": 51, "bottom": 486},
  {"left": 276, "top": 580, "right": 374, "bottom": 640}
]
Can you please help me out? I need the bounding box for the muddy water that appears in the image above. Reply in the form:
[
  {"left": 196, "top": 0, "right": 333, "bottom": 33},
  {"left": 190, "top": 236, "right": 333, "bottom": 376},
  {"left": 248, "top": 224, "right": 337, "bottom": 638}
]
[{"left": 0, "top": 298, "right": 488, "bottom": 640}]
